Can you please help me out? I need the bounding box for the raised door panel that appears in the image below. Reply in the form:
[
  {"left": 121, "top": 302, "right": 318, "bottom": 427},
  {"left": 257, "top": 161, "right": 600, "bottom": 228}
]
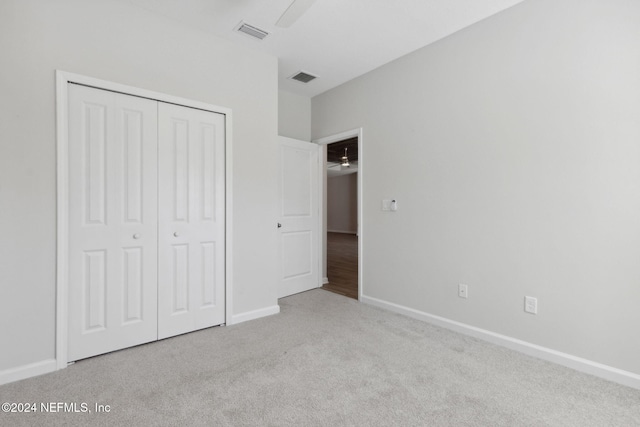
[
  {"left": 68, "top": 84, "right": 158, "bottom": 361},
  {"left": 278, "top": 137, "right": 319, "bottom": 298},
  {"left": 83, "top": 250, "right": 107, "bottom": 332},
  {"left": 282, "top": 148, "right": 312, "bottom": 217},
  {"left": 158, "top": 103, "right": 225, "bottom": 339}
]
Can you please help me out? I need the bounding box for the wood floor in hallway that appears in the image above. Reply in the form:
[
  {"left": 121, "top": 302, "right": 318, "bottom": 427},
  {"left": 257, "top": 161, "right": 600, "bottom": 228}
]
[{"left": 322, "top": 232, "right": 358, "bottom": 299}]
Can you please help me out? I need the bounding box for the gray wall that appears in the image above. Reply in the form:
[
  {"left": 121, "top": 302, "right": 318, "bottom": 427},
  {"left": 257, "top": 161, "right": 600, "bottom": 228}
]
[
  {"left": 0, "top": 0, "right": 278, "bottom": 372},
  {"left": 312, "top": 0, "right": 640, "bottom": 375},
  {"left": 278, "top": 90, "right": 311, "bottom": 141},
  {"left": 327, "top": 173, "right": 358, "bottom": 234}
]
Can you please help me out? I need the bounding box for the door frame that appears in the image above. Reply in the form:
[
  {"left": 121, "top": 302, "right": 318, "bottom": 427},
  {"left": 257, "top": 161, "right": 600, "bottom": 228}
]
[
  {"left": 313, "top": 128, "right": 363, "bottom": 300},
  {"left": 55, "top": 70, "right": 234, "bottom": 370}
]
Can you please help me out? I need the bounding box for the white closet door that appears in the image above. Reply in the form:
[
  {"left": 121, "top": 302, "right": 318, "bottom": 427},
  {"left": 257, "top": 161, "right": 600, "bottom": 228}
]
[
  {"left": 68, "top": 85, "right": 159, "bottom": 361},
  {"left": 157, "top": 103, "right": 225, "bottom": 339}
]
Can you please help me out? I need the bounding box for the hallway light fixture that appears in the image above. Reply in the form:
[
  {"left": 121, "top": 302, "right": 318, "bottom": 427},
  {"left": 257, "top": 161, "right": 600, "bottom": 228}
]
[{"left": 341, "top": 147, "right": 350, "bottom": 167}]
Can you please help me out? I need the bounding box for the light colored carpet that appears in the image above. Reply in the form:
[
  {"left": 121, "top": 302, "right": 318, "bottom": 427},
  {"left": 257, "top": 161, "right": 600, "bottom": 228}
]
[{"left": 1, "top": 289, "right": 639, "bottom": 426}]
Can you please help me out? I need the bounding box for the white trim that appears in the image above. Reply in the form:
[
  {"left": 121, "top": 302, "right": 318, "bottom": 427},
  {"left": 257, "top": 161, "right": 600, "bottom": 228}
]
[
  {"left": 322, "top": 277, "right": 329, "bottom": 285},
  {"left": 56, "top": 72, "right": 232, "bottom": 114},
  {"left": 231, "top": 305, "right": 280, "bottom": 325},
  {"left": 224, "top": 111, "right": 234, "bottom": 326},
  {"left": 361, "top": 295, "right": 640, "bottom": 390},
  {"left": 314, "top": 129, "right": 362, "bottom": 146},
  {"left": 55, "top": 72, "right": 70, "bottom": 370},
  {"left": 0, "top": 359, "right": 57, "bottom": 386},
  {"left": 313, "top": 128, "right": 363, "bottom": 301},
  {"left": 55, "top": 70, "right": 234, "bottom": 368}
]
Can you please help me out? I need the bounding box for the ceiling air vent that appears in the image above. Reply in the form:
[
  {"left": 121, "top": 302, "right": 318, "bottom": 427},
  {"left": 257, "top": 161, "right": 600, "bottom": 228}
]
[
  {"left": 289, "top": 71, "right": 317, "bottom": 84},
  {"left": 235, "top": 22, "right": 268, "bottom": 40}
]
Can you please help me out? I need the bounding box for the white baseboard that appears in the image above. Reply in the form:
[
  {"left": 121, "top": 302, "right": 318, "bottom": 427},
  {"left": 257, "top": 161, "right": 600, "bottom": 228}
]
[
  {"left": 327, "top": 229, "right": 357, "bottom": 234},
  {"left": 361, "top": 295, "right": 640, "bottom": 390},
  {"left": 230, "top": 305, "right": 280, "bottom": 325},
  {"left": 0, "top": 359, "right": 57, "bottom": 386},
  {"left": 322, "top": 277, "right": 329, "bottom": 285}
]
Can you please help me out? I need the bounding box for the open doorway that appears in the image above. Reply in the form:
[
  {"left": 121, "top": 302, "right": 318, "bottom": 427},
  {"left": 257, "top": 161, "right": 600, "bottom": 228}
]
[{"left": 322, "top": 137, "right": 359, "bottom": 299}]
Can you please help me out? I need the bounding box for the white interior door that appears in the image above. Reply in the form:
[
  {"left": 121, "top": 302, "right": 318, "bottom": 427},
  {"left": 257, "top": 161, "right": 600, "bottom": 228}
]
[
  {"left": 67, "top": 84, "right": 159, "bottom": 361},
  {"left": 157, "top": 103, "right": 226, "bottom": 339},
  {"left": 278, "top": 136, "right": 319, "bottom": 298}
]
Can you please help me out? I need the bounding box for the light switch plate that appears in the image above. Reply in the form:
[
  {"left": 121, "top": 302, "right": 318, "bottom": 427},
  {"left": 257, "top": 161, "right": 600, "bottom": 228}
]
[
  {"left": 525, "top": 296, "right": 537, "bottom": 314},
  {"left": 458, "top": 284, "right": 468, "bottom": 298}
]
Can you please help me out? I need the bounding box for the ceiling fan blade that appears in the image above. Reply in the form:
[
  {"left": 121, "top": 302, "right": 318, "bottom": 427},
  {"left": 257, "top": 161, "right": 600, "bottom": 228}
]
[{"left": 276, "top": 0, "right": 316, "bottom": 28}]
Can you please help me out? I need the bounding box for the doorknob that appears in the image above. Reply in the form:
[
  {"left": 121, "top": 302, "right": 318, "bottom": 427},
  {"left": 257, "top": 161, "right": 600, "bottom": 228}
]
[
  {"left": 173, "top": 232, "right": 180, "bottom": 237},
  {"left": 133, "top": 233, "right": 141, "bottom": 239},
  {"left": 277, "top": 223, "right": 282, "bottom": 228}
]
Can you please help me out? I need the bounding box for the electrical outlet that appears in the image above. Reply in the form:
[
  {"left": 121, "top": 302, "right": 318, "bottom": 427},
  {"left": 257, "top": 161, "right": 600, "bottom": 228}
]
[
  {"left": 458, "top": 284, "right": 468, "bottom": 299},
  {"left": 525, "top": 296, "right": 537, "bottom": 314}
]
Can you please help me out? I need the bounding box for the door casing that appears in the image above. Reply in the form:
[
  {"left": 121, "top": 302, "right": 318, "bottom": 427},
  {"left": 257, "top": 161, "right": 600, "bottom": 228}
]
[
  {"left": 55, "top": 70, "right": 234, "bottom": 370},
  {"left": 313, "top": 129, "right": 363, "bottom": 301}
]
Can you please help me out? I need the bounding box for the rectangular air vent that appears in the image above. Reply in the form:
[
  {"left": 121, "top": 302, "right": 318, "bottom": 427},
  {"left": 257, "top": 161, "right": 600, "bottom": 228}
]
[
  {"left": 235, "top": 22, "right": 268, "bottom": 40},
  {"left": 289, "top": 71, "right": 317, "bottom": 84}
]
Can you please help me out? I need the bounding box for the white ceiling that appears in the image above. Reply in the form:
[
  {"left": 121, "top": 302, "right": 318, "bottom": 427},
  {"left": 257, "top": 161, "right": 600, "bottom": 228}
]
[{"left": 122, "top": 0, "right": 525, "bottom": 98}]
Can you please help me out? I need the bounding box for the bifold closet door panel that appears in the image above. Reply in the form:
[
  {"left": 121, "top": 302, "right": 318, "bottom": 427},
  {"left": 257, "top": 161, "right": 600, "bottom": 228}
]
[
  {"left": 157, "top": 102, "right": 226, "bottom": 339},
  {"left": 67, "top": 84, "right": 159, "bottom": 362}
]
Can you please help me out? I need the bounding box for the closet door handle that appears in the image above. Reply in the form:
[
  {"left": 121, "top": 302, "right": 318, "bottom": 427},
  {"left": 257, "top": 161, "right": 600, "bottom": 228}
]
[
  {"left": 133, "top": 233, "right": 141, "bottom": 239},
  {"left": 173, "top": 232, "right": 180, "bottom": 237}
]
